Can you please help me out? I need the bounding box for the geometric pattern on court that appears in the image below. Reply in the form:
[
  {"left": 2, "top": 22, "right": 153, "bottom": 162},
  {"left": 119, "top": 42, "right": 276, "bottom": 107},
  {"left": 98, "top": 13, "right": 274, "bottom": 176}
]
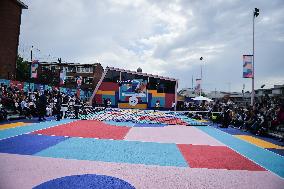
[
  {"left": 33, "top": 174, "right": 135, "bottom": 189},
  {"left": 35, "top": 137, "right": 188, "bottom": 167},
  {"left": 1, "top": 153, "right": 284, "bottom": 189},
  {"left": 1, "top": 118, "right": 284, "bottom": 188},
  {"left": 0, "top": 119, "right": 74, "bottom": 140},
  {"left": 178, "top": 144, "right": 266, "bottom": 171},
  {"left": 32, "top": 120, "right": 131, "bottom": 140},
  {"left": 197, "top": 126, "right": 284, "bottom": 178},
  {"left": 0, "top": 122, "right": 31, "bottom": 131},
  {"left": 125, "top": 125, "right": 225, "bottom": 145},
  {"left": 0, "top": 134, "right": 68, "bottom": 155},
  {"left": 235, "top": 135, "right": 284, "bottom": 149}
]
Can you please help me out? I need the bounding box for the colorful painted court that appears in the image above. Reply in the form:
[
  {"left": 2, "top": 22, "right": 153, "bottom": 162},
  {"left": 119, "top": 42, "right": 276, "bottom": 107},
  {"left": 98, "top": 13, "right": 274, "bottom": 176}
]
[{"left": 0, "top": 117, "right": 283, "bottom": 189}]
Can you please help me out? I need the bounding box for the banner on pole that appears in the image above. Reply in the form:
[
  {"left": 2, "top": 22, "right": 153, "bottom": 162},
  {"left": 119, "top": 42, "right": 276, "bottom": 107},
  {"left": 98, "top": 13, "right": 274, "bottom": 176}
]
[
  {"left": 195, "top": 78, "right": 201, "bottom": 94},
  {"left": 30, "top": 60, "right": 39, "bottom": 78},
  {"left": 243, "top": 55, "right": 253, "bottom": 78}
]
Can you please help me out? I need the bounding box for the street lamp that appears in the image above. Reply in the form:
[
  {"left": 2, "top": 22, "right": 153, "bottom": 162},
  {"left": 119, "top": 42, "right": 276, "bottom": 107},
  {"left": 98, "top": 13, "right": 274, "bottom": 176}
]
[
  {"left": 200, "top": 57, "right": 203, "bottom": 96},
  {"left": 251, "top": 8, "right": 260, "bottom": 107}
]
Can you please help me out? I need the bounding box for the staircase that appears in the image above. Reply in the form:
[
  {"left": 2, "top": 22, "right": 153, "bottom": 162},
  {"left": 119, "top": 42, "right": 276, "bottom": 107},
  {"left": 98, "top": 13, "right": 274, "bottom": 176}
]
[{"left": 88, "top": 67, "right": 109, "bottom": 104}]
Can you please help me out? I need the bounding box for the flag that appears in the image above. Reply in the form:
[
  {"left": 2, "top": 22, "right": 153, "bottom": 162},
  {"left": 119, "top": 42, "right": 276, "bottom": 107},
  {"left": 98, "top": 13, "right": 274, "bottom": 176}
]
[
  {"left": 30, "top": 60, "right": 39, "bottom": 78},
  {"left": 243, "top": 55, "right": 253, "bottom": 78},
  {"left": 195, "top": 79, "right": 201, "bottom": 94}
]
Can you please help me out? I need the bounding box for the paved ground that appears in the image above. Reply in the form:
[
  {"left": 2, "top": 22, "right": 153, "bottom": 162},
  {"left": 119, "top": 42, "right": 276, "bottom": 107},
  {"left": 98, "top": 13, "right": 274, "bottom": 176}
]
[{"left": 0, "top": 118, "right": 283, "bottom": 189}]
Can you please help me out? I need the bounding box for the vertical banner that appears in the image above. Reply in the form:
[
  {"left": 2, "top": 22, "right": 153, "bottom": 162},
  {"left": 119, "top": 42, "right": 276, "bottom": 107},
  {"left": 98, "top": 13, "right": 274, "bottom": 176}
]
[
  {"left": 30, "top": 60, "right": 39, "bottom": 78},
  {"left": 195, "top": 79, "right": 201, "bottom": 94},
  {"left": 76, "top": 76, "right": 82, "bottom": 88},
  {"left": 59, "top": 67, "right": 66, "bottom": 85},
  {"left": 243, "top": 55, "right": 253, "bottom": 78}
]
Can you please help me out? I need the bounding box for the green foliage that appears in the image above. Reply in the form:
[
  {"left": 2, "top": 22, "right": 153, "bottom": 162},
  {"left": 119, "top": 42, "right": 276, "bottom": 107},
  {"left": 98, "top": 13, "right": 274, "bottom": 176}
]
[{"left": 16, "top": 55, "right": 30, "bottom": 81}]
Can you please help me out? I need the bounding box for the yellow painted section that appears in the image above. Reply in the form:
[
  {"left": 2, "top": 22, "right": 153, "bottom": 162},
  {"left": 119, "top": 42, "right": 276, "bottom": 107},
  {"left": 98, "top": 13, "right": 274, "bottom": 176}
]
[
  {"left": 0, "top": 122, "right": 30, "bottom": 131},
  {"left": 148, "top": 90, "right": 165, "bottom": 97},
  {"left": 235, "top": 135, "right": 284, "bottom": 149},
  {"left": 118, "top": 103, "right": 147, "bottom": 109},
  {"left": 96, "top": 90, "right": 115, "bottom": 95}
]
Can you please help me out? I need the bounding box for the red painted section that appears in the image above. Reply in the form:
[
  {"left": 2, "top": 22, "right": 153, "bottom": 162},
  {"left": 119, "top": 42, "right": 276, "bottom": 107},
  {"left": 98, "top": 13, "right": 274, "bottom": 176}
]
[
  {"left": 10, "top": 80, "right": 24, "bottom": 90},
  {"left": 177, "top": 144, "right": 265, "bottom": 171},
  {"left": 95, "top": 94, "right": 102, "bottom": 104},
  {"left": 98, "top": 82, "right": 119, "bottom": 91},
  {"left": 165, "top": 93, "right": 175, "bottom": 108},
  {"left": 33, "top": 120, "right": 131, "bottom": 140}
]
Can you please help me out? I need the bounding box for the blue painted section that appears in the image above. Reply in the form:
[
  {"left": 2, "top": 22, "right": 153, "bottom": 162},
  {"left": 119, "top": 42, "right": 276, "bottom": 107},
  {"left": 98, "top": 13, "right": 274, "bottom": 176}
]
[
  {"left": 33, "top": 174, "right": 135, "bottom": 189},
  {"left": 266, "top": 149, "right": 284, "bottom": 157},
  {"left": 196, "top": 126, "right": 284, "bottom": 178},
  {"left": 104, "top": 121, "right": 135, "bottom": 127},
  {"left": 148, "top": 93, "right": 152, "bottom": 108},
  {"left": 36, "top": 138, "right": 187, "bottom": 167},
  {"left": 115, "top": 91, "right": 119, "bottom": 106},
  {"left": 209, "top": 124, "right": 284, "bottom": 146},
  {"left": 0, "top": 134, "right": 67, "bottom": 155},
  {"left": 0, "top": 79, "right": 10, "bottom": 86},
  {"left": 0, "top": 119, "right": 73, "bottom": 140},
  {"left": 151, "top": 97, "right": 165, "bottom": 107},
  {"left": 102, "top": 95, "right": 116, "bottom": 106}
]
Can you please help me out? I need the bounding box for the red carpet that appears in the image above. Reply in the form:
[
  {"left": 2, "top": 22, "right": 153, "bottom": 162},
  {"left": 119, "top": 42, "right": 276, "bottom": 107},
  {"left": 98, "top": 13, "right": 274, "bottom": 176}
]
[
  {"left": 32, "top": 120, "right": 130, "bottom": 140},
  {"left": 178, "top": 144, "right": 266, "bottom": 171}
]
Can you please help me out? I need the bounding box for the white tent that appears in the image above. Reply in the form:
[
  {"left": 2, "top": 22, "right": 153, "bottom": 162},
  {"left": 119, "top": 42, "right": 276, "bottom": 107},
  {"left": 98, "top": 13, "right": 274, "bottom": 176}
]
[{"left": 192, "top": 96, "right": 213, "bottom": 102}]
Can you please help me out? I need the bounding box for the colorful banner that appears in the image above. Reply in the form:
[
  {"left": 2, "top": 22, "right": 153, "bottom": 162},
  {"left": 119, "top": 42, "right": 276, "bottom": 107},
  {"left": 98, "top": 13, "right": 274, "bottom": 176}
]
[
  {"left": 195, "top": 79, "right": 201, "bottom": 94},
  {"left": 120, "top": 79, "right": 147, "bottom": 97},
  {"left": 243, "top": 55, "right": 253, "bottom": 78},
  {"left": 76, "top": 76, "right": 82, "bottom": 88},
  {"left": 59, "top": 68, "right": 66, "bottom": 85},
  {"left": 30, "top": 60, "right": 39, "bottom": 78}
]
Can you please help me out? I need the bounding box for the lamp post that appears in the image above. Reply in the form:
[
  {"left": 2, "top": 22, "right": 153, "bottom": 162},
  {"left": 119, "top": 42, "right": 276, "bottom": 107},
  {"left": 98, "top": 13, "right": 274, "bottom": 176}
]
[
  {"left": 200, "top": 57, "right": 203, "bottom": 96},
  {"left": 251, "top": 8, "right": 259, "bottom": 107}
]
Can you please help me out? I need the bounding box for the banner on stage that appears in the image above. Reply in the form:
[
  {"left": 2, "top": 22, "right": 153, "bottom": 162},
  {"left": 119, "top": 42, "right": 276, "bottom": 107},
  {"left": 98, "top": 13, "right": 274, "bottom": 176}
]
[{"left": 243, "top": 55, "right": 253, "bottom": 78}]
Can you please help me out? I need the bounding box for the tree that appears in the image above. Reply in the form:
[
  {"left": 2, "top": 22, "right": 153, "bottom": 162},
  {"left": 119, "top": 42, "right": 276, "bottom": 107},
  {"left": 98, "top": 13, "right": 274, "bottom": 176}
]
[{"left": 16, "top": 55, "right": 30, "bottom": 81}]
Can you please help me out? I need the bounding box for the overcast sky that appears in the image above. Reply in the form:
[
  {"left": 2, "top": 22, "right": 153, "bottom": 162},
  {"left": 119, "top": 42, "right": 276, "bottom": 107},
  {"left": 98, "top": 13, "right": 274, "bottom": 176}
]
[{"left": 19, "top": 0, "right": 284, "bottom": 92}]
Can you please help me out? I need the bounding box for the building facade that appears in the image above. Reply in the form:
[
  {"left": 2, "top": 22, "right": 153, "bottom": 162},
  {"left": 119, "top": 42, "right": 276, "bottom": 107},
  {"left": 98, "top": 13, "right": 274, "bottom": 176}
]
[
  {"left": 91, "top": 67, "right": 178, "bottom": 109},
  {"left": 33, "top": 62, "right": 103, "bottom": 91},
  {"left": 0, "top": 0, "right": 27, "bottom": 79}
]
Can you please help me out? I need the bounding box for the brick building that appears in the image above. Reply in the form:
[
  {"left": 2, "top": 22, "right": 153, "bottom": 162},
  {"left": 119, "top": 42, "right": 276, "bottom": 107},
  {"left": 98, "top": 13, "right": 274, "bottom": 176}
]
[
  {"left": 0, "top": 0, "right": 28, "bottom": 79},
  {"left": 34, "top": 62, "right": 103, "bottom": 91}
]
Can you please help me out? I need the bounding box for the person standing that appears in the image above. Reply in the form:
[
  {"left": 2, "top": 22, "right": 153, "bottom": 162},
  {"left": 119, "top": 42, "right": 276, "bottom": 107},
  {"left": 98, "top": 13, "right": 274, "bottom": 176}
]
[
  {"left": 55, "top": 93, "right": 62, "bottom": 121},
  {"left": 171, "top": 101, "right": 176, "bottom": 111},
  {"left": 37, "top": 91, "right": 48, "bottom": 121}
]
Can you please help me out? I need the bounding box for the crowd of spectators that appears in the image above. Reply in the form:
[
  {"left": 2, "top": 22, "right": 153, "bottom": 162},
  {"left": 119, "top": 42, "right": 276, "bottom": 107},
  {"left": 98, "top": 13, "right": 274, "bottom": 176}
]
[
  {"left": 0, "top": 83, "right": 87, "bottom": 121},
  {"left": 183, "top": 96, "right": 284, "bottom": 140}
]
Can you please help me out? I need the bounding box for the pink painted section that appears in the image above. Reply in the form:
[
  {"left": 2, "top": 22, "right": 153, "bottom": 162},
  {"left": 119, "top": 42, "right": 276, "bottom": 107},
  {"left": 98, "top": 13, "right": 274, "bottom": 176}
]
[
  {"left": 124, "top": 125, "right": 225, "bottom": 146},
  {"left": 0, "top": 153, "right": 283, "bottom": 189}
]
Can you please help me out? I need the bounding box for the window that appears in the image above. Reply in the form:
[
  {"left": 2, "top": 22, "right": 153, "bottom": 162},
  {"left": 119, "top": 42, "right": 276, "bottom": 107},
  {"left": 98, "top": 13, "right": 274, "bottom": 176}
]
[{"left": 67, "top": 66, "right": 75, "bottom": 72}]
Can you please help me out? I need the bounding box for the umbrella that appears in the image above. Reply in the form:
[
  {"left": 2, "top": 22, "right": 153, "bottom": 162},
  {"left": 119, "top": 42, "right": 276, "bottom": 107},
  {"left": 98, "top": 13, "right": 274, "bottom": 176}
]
[{"left": 192, "top": 96, "right": 213, "bottom": 102}]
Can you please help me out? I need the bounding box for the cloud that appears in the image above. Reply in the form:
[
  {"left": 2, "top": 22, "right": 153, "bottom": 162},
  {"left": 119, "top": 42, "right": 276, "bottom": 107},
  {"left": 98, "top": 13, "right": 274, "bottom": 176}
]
[{"left": 19, "top": 0, "right": 284, "bottom": 92}]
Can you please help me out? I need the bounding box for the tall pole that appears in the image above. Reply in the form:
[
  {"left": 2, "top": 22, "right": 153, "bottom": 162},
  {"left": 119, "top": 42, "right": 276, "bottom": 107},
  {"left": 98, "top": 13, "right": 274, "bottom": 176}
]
[
  {"left": 251, "top": 8, "right": 259, "bottom": 107},
  {"left": 251, "top": 12, "right": 255, "bottom": 106},
  {"left": 200, "top": 65, "right": 202, "bottom": 96}
]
